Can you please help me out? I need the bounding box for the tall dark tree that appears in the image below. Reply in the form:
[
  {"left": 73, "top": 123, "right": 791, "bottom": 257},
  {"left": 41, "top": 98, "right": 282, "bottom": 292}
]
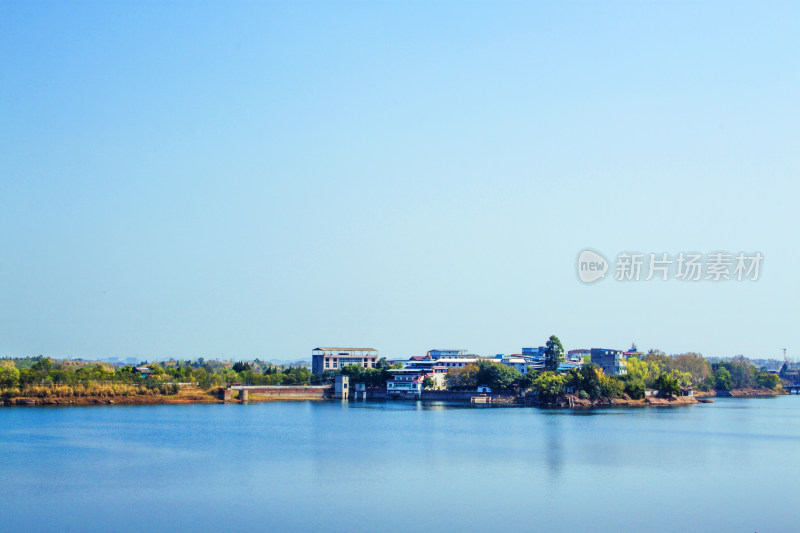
[
  {"left": 232, "top": 361, "right": 251, "bottom": 373},
  {"left": 544, "top": 335, "right": 565, "bottom": 372}
]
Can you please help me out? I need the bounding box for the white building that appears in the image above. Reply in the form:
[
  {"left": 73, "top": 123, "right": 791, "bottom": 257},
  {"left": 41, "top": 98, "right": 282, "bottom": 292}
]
[
  {"left": 500, "top": 356, "right": 530, "bottom": 374},
  {"left": 311, "top": 347, "right": 378, "bottom": 374},
  {"left": 386, "top": 368, "right": 425, "bottom": 396}
]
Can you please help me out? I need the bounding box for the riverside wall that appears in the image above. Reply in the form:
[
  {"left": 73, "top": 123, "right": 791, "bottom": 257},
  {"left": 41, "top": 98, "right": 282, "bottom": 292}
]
[{"left": 230, "top": 386, "right": 332, "bottom": 400}]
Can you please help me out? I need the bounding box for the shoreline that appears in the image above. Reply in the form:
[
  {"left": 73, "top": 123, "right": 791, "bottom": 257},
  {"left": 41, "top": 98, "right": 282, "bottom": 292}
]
[
  {"left": 543, "top": 394, "right": 700, "bottom": 408},
  {"left": 2, "top": 386, "right": 787, "bottom": 408}
]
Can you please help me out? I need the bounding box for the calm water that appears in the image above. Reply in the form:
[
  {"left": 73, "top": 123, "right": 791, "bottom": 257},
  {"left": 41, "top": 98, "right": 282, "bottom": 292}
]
[{"left": 1, "top": 397, "right": 799, "bottom": 532}]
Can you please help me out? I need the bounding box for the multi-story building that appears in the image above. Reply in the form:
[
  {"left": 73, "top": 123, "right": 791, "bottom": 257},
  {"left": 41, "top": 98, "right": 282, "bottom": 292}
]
[
  {"left": 503, "top": 347, "right": 584, "bottom": 374},
  {"left": 386, "top": 368, "right": 426, "bottom": 396},
  {"left": 405, "top": 355, "right": 476, "bottom": 372},
  {"left": 590, "top": 348, "right": 627, "bottom": 376},
  {"left": 430, "top": 358, "right": 479, "bottom": 369},
  {"left": 427, "top": 349, "right": 469, "bottom": 359},
  {"left": 500, "top": 356, "right": 530, "bottom": 374},
  {"left": 311, "top": 347, "right": 378, "bottom": 374}
]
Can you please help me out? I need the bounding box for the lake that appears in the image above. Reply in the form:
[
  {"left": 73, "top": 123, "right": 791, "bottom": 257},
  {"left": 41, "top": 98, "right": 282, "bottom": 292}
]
[{"left": 1, "top": 396, "right": 799, "bottom": 532}]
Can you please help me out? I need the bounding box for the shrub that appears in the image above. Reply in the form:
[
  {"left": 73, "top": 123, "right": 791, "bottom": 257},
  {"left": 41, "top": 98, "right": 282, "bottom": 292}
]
[
  {"left": 655, "top": 373, "right": 681, "bottom": 397},
  {"left": 624, "top": 379, "right": 645, "bottom": 400},
  {"left": 157, "top": 383, "right": 178, "bottom": 395},
  {"left": 1, "top": 387, "right": 20, "bottom": 398},
  {"left": 531, "top": 372, "right": 567, "bottom": 402},
  {"left": 756, "top": 373, "right": 780, "bottom": 390},
  {"left": 578, "top": 390, "right": 589, "bottom": 400},
  {"left": 207, "top": 386, "right": 226, "bottom": 396},
  {"left": 599, "top": 376, "right": 624, "bottom": 398}
]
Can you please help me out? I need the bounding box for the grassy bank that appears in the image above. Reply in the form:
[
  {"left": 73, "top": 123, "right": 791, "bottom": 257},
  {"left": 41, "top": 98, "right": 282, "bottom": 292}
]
[{"left": 1, "top": 385, "right": 221, "bottom": 406}]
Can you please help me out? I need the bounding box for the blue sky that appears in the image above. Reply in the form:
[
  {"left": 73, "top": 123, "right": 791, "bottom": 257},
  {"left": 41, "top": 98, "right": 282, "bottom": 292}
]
[{"left": 2, "top": 1, "right": 798, "bottom": 361}]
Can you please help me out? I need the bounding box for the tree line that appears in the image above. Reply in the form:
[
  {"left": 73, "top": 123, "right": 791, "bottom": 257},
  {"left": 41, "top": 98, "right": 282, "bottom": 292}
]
[{"left": 0, "top": 346, "right": 785, "bottom": 401}]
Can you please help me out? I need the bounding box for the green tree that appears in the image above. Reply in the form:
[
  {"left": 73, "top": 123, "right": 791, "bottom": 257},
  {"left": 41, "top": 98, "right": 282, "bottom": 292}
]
[
  {"left": 599, "top": 376, "right": 624, "bottom": 398},
  {"left": 218, "top": 367, "right": 240, "bottom": 385},
  {"left": 544, "top": 335, "right": 565, "bottom": 372},
  {"left": 192, "top": 367, "right": 211, "bottom": 387},
  {"left": 578, "top": 363, "right": 603, "bottom": 399},
  {"left": 516, "top": 370, "right": 534, "bottom": 391},
  {"left": 422, "top": 376, "right": 435, "bottom": 390},
  {"left": 756, "top": 372, "right": 780, "bottom": 390},
  {"left": 654, "top": 372, "right": 681, "bottom": 397},
  {"left": 623, "top": 378, "right": 645, "bottom": 400},
  {"left": 446, "top": 364, "right": 479, "bottom": 390},
  {"left": 340, "top": 365, "right": 367, "bottom": 383},
  {"left": 474, "top": 361, "right": 522, "bottom": 392},
  {"left": 714, "top": 367, "right": 732, "bottom": 391},
  {"left": 626, "top": 357, "right": 661, "bottom": 387},
  {"left": 31, "top": 357, "right": 54, "bottom": 373},
  {"left": 643, "top": 351, "right": 671, "bottom": 369},
  {"left": 48, "top": 369, "right": 70, "bottom": 385},
  {"left": 670, "top": 353, "right": 712, "bottom": 384},
  {"left": 532, "top": 372, "right": 567, "bottom": 402},
  {"left": 713, "top": 357, "right": 757, "bottom": 389},
  {"left": 0, "top": 365, "right": 20, "bottom": 389},
  {"left": 287, "top": 367, "right": 311, "bottom": 385},
  {"left": 232, "top": 361, "right": 251, "bottom": 373}
]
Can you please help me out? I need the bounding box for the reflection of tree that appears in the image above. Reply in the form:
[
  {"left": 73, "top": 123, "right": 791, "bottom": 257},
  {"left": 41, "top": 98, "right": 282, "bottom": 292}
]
[{"left": 544, "top": 414, "right": 563, "bottom": 478}]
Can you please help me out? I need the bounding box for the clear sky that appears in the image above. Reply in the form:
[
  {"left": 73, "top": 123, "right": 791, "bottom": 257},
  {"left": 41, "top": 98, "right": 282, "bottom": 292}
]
[{"left": 2, "top": 1, "right": 798, "bottom": 362}]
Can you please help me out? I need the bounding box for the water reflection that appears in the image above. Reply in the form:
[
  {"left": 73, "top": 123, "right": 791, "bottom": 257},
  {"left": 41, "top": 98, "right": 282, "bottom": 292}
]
[
  {"left": 2, "top": 397, "right": 800, "bottom": 533},
  {"left": 544, "top": 413, "right": 563, "bottom": 478}
]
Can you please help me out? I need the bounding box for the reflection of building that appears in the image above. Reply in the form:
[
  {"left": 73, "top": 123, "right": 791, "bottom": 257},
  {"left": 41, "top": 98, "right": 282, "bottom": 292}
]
[
  {"left": 311, "top": 347, "right": 378, "bottom": 374},
  {"left": 591, "top": 348, "right": 627, "bottom": 376}
]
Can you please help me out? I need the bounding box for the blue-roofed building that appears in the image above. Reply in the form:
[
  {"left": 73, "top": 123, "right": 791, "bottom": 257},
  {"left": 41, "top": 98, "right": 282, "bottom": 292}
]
[{"left": 522, "top": 346, "right": 546, "bottom": 357}]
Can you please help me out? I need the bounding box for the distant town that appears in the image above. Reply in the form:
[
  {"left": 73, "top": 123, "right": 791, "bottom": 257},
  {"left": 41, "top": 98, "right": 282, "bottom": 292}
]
[{"left": 2, "top": 338, "right": 797, "bottom": 407}]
